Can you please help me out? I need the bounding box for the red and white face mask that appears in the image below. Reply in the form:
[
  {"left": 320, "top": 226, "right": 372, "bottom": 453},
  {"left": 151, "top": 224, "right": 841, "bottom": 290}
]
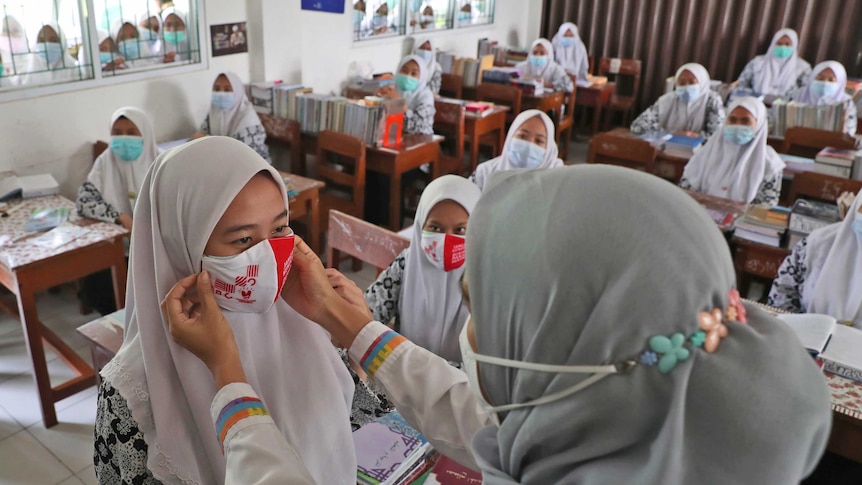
[
  {"left": 421, "top": 232, "right": 466, "bottom": 272},
  {"left": 201, "top": 233, "right": 295, "bottom": 313}
]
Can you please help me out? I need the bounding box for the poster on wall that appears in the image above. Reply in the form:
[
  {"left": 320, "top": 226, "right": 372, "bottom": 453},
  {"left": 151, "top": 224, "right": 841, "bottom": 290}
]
[
  {"left": 301, "top": 0, "right": 346, "bottom": 13},
  {"left": 210, "top": 22, "right": 248, "bottom": 57}
]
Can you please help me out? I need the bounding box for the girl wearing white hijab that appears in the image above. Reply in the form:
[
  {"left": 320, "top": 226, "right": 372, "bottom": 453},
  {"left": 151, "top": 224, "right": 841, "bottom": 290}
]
[
  {"left": 409, "top": 1, "right": 436, "bottom": 31},
  {"left": 378, "top": 55, "right": 436, "bottom": 135},
  {"left": 160, "top": 7, "right": 195, "bottom": 62},
  {"left": 193, "top": 72, "right": 272, "bottom": 163},
  {"left": 769, "top": 192, "right": 862, "bottom": 326},
  {"left": 364, "top": 0, "right": 394, "bottom": 37},
  {"left": 412, "top": 36, "right": 442, "bottom": 94},
  {"left": 94, "top": 137, "right": 356, "bottom": 485},
  {"left": 18, "top": 22, "right": 82, "bottom": 86},
  {"left": 111, "top": 20, "right": 159, "bottom": 69},
  {"left": 0, "top": 15, "right": 28, "bottom": 77},
  {"left": 470, "top": 110, "right": 564, "bottom": 191},
  {"left": 631, "top": 63, "right": 725, "bottom": 138},
  {"left": 165, "top": 164, "right": 831, "bottom": 485},
  {"left": 551, "top": 23, "right": 589, "bottom": 85},
  {"left": 789, "top": 60, "right": 858, "bottom": 136},
  {"left": 365, "top": 175, "right": 481, "bottom": 362},
  {"left": 680, "top": 96, "right": 785, "bottom": 206},
  {"left": 515, "top": 38, "right": 574, "bottom": 93},
  {"left": 736, "top": 28, "right": 811, "bottom": 99}
]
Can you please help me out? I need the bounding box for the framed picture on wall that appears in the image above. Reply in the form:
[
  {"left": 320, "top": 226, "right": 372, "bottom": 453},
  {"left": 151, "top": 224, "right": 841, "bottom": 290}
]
[{"left": 210, "top": 22, "right": 248, "bottom": 57}]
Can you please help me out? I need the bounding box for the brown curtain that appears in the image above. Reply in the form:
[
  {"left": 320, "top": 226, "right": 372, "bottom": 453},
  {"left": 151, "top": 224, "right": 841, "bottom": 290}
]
[{"left": 541, "top": 0, "right": 862, "bottom": 113}]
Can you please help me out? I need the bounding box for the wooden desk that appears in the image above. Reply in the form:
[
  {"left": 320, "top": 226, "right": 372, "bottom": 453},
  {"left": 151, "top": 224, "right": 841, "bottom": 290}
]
[
  {"left": 280, "top": 172, "right": 324, "bottom": 254},
  {"left": 685, "top": 190, "right": 746, "bottom": 231},
  {"left": 730, "top": 237, "right": 791, "bottom": 296},
  {"left": 366, "top": 134, "right": 443, "bottom": 230},
  {"left": 0, "top": 195, "right": 128, "bottom": 427},
  {"left": 521, "top": 91, "right": 565, "bottom": 118},
  {"left": 827, "top": 372, "right": 862, "bottom": 463},
  {"left": 464, "top": 106, "right": 509, "bottom": 172},
  {"left": 606, "top": 128, "right": 692, "bottom": 183},
  {"left": 576, "top": 83, "right": 615, "bottom": 134}
]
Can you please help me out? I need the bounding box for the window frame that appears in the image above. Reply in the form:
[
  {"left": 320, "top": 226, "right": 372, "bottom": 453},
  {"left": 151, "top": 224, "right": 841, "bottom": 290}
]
[
  {"left": 0, "top": 0, "right": 209, "bottom": 104},
  {"left": 352, "top": 0, "right": 496, "bottom": 44}
]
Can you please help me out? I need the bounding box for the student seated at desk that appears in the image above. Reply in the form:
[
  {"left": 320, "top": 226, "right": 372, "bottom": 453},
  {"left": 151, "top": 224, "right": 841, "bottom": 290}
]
[
  {"left": 364, "top": 175, "right": 480, "bottom": 362},
  {"left": 631, "top": 63, "right": 725, "bottom": 139},
  {"left": 413, "top": 36, "right": 442, "bottom": 95},
  {"left": 191, "top": 72, "right": 272, "bottom": 163},
  {"left": 17, "top": 22, "right": 81, "bottom": 86},
  {"left": 77, "top": 107, "right": 160, "bottom": 315},
  {"left": 469, "top": 110, "right": 564, "bottom": 191},
  {"left": 377, "top": 55, "right": 436, "bottom": 135},
  {"left": 768, "top": 193, "right": 862, "bottom": 326},
  {"left": 788, "top": 60, "right": 858, "bottom": 136},
  {"left": 551, "top": 22, "right": 589, "bottom": 86},
  {"left": 736, "top": 28, "right": 811, "bottom": 100},
  {"left": 679, "top": 97, "right": 785, "bottom": 206},
  {"left": 93, "top": 137, "right": 356, "bottom": 485},
  {"left": 163, "top": 165, "right": 831, "bottom": 485},
  {"left": 515, "top": 38, "right": 574, "bottom": 93}
]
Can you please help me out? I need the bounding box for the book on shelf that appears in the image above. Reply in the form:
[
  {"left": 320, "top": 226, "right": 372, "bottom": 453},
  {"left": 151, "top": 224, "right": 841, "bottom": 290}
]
[
  {"left": 505, "top": 48, "right": 529, "bottom": 65},
  {"left": 248, "top": 80, "right": 283, "bottom": 114},
  {"left": 776, "top": 313, "right": 836, "bottom": 357},
  {"left": 477, "top": 38, "right": 497, "bottom": 58},
  {"left": 353, "top": 411, "right": 430, "bottom": 485},
  {"left": 437, "top": 51, "right": 457, "bottom": 74},
  {"left": 778, "top": 153, "right": 816, "bottom": 173},
  {"left": 819, "top": 324, "right": 862, "bottom": 384},
  {"left": 511, "top": 77, "right": 544, "bottom": 96},
  {"left": 770, "top": 100, "right": 846, "bottom": 137},
  {"left": 482, "top": 67, "right": 520, "bottom": 84},
  {"left": 814, "top": 146, "right": 856, "bottom": 179},
  {"left": 733, "top": 204, "right": 789, "bottom": 247},
  {"left": 788, "top": 199, "right": 840, "bottom": 235}
]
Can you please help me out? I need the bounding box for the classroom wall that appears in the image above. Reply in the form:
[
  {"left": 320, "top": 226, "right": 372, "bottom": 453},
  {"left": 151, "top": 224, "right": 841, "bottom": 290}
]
[{"left": 0, "top": 0, "right": 251, "bottom": 198}]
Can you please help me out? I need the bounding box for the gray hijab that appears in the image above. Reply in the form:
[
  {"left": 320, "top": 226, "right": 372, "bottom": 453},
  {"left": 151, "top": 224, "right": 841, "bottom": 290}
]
[{"left": 465, "top": 165, "right": 832, "bottom": 484}]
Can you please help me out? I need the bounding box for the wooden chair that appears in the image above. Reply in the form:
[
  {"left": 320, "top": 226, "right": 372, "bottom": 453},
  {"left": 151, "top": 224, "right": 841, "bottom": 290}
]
[
  {"left": 93, "top": 140, "right": 108, "bottom": 160},
  {"left": 781, "top": 126, "right": 859, "bottom": 159},
  {"left": 440, "top": 73, "right": 464, "bottom": 99},
  {"left": 787, "top": 171, "right": 862, "bottom": 204},
  {"left": 587, "top": 133, "right": 657, "bottom": 173},
  {"left": 476, "top": 82, "right": 522, "bottom": 124},
  {"left": 326, "top": 210, "right": 410, "bottom": 276},
  {"left": 557, "top": 76, "right": 578, "bottom": 162},
  {"left": 259, "top": 113, "right": 305, "bottom": 175},
  {"left": 598, "top": 57, "right": 642, "bottom": 130},
  {"left": 316, "top": 130, "right": 366, "bottom": 268},
  {"left": 434, "top": 100, "right": 467, "bottom": 175}
]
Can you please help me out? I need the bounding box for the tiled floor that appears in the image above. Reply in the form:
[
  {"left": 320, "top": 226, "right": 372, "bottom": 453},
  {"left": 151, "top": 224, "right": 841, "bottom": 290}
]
[{"left": 0, "top": 263, "right": 377, "bottom": 485}]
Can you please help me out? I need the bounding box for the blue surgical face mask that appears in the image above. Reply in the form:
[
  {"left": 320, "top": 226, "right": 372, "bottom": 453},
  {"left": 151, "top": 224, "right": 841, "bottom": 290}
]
[
  {"left": 723, "top": 124, "right": 755, "bottom": 145},
  {"left": 416, "top": 49, "right": 433, "bottom": 63},
  {"left": 421, "top": 15, "right": 435, "bottom": 25},
  {"left": 853, "top": 212, "right": 862, "bottom": 240},
  {"left": 396, "top": 74, "right": 420, "bottom": 92},
  {"left": 99, "top": 51, "right": 115, "bottom": 64},
  {"left": 34, "top": 42, "right": 64, "bottom": 65},
  {"left": 163, "top": 30, "right": 186, "bottom": 45},
  {"left": 110, "top": 135, "right": 145, "bottom": 162},
  {"left": 675, "top": 85, "right": 700, "bottom": 103},
  {"left": 560, "top": 37, "right": 576, "bottom": 48},
  {"left": 458, "top": 11, "right": 471, "bottom": 22},
  {"left": 353, "top": 9, "right": 365, "bottom": 25},
  {"left": 212, "top": 91, "right": 236, "bottom": 110},
  {"left": 372, "top": 14, "right": 388, "bottom": 28},
  {"left": 773, "top": 45, "right": 793, "bottom": 59},
  {"left": 810, "top": 80, "right": 840, "bottom": 99},
  {"left": 139, "top": 28, "right": 158, "bottom": 42},
  {"left": 118, "top": 39, "right": 140, "bottom": 59},
  {"left": 529, "top": 55, "right": 548, "bottom": 68},
  {"left": 507, "top": 138, "right": 546, "bottom": 169}
]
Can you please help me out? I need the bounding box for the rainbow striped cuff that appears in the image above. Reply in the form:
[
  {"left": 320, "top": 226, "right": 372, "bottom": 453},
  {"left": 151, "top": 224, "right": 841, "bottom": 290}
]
[
  {"left": 360, "top": 330, "right": 407, "bottom": 378},
  {"left": 216, "top": 396, "right": 269, "bottom": 452}
]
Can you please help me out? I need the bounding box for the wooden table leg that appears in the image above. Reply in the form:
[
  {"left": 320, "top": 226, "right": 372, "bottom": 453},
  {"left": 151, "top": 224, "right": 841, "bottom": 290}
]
[
  {"left": 308, "top": 190, "right": 321, "bottom": 254},
  {"left": 109, "top": 239, "right": 127, "bottom": 310},
  {"left": 470, "top": 125, "right": 481, "bottom": 174},
  {"left": 16, "top": 289, "right": 57, "bottom": 427},
  {"left": 389, "top": 171, "right": 402, "bottom": 231}
]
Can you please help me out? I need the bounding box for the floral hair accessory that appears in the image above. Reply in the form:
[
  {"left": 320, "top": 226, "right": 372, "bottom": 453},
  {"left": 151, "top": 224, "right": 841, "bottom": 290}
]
[
  {"left": 698, "top": 309, "right": 728, "bottom": 353},
  {"left": 726, "top": 289, "right": 747, "bottom": 324}
]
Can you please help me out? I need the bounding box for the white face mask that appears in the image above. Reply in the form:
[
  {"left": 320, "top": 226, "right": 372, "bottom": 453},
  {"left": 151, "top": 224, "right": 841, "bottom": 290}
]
[
  {"left": 459, "top": 317, "right": 631, "bottom": 426},
  {"left": 421, "top": 231, "right": 466, "bottom": 272},
  {"left": 201, "top": 232, "right": 295, "bottom": 314}
]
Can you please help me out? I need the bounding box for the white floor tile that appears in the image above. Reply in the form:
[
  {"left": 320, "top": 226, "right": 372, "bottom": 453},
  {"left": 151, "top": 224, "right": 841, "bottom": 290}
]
[
  {"left": 28, "top": 394, "right": 98, "bottom": 475},
  {"left": 56, "top": 476, "right": 84, "bottom": 485},
  {"left": 0, "top": 329, "right": 28, "bottom": 384},
  {"left": 75, "top": 465, "right": 96, "bottom": 485},
  {"left": 0, "top": 404, "right": 22, "bottom": 441},
  {"left": 0, "top": 430, "right": 75, "bottom": 485}
]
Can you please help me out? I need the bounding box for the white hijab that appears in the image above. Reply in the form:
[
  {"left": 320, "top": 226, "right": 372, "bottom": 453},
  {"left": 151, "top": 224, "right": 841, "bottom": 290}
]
[
  {"left": 473, "top": 110, "right": 564, "bottom": 191},
  {"left": 208, "top": 72, "right": 262, "bottom": 137},
  {"left": 412, "top": 36, "right": 441, "bottom": 74},
  {"left": 0, "top": 15, "right": 28, "bottom": 75},
  {"left": 88, "top": 107, "right": 160, "bottom": 217},
  {"left": 792, "top": 60, "right": 852, "bottom": 106},
  {"left": 516, "top": 38, "right": 557, "bottom": 78},
  {"left": 807, "top": 193, "right": 862, "bottom": 326},
  {"left": 397, "top": 55, "right": 434, "bottom": 112},
  {"left": 749, "top": 28, "right": 808, "bottom": 96},
  {"left": 655, "top": 63, "right": 712, "bottom": 134},
  {"left": 101, "top": 137, "right": 355, "bottom": 485},
  {"left": 160, "top": 6, "right": 195, "bottom": 59},
  {"left": 551, "top": 23, "right": 588, "bottom": 78},
  {"left": 401, "top": 175, "right": 481, "bottom": 362},
  {"left": 681, "top": 96, "right": 785, "bottom": 203},
  {"left": 20, "top": 22, "right": 79, "bottom": 84}
]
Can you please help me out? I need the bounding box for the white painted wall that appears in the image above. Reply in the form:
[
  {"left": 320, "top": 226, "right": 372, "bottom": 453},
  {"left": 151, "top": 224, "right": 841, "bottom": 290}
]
[{"left": 0, "top": 0, "right": 250, "bottom": 197}]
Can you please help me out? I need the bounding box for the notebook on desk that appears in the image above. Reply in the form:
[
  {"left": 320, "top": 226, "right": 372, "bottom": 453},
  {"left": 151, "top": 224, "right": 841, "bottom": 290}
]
[
  {"left": 0, "top": 174, "right": 60, "bottom": 201},
  {"left": 820, "top": 324, "right": 862, "bottom": 384},
  {"left": 776, "top": 313, "right": 836, "bottom": 357},
  {"left": 354, "top": 411, "right": 429, "bottom": 485}
]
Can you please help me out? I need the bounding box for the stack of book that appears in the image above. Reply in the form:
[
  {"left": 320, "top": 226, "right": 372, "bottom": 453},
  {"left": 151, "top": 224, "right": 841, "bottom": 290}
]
[
  {"left": 504, "top": 48, "right": 529, "bottom": 65},
  {"left": 281, "top": 92, "right": 404, "bottom": 146},
  {"left": 814, "top": 147, "right": 856, "bottom": 178},
  {"left": 512, "top": 77, "right": 544, "bottom": 96},
  {"left": 477, "top": 38, "right": 498, "bottom": 58},
  {"left": 248, "top": 81, "right": 283, "bottom": 114},
  {"left": 787, "top": 199, "right": 840, "bottom": 248},
  {"left": 482, "top": 67, "right": 520, "bottom": 84},
  {"left": 770, "top": 101, "right": 846, "bottom": 137},
  {"left": 436, "top": 51, "right": 457, "bottom": 75},
  {"left": 353, "top": 411, "right": 435, "bottom": 485},
  {"left": 778, "top": 153, "right": 816, "bottom": 174},
  {"left": 662, "top": 134, "right": 704, "bottom": 158},
  {"left": 272, "top": 85, "right": 313, "bottom": 119},
  {"left": 734, "top": 204, "right": 790, "bottom": 247}
]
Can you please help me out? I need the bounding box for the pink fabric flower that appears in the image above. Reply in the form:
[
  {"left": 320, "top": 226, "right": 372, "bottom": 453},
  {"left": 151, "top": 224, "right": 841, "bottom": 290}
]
[
  {"left": 726, "top": 289, "right": 747, "bottom": 324},
  {"left": 698, "top": 309, "right": 728, "bottom": 353}
]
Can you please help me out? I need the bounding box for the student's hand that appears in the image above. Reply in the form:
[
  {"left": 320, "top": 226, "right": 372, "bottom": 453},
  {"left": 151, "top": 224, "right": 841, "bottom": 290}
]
[
  {"left": 116, "top": 214, "right": 133, "bottom": 231},
  {"left": 377, "top": 85, "right": 400, "bottom": 99},
  {"left": 163, "top": 52, "right": 177, "bottom": 63},
  {"left": 325, "top": 268, "right": 373, "bottom": 322},
  {"left": 162, "top": 271, "right": 247, "bottom": 387},
  {"left": 281, "top": 237, "right": 372, "bottom": 348},
  {"left": 673, "top": 130, "right": 699, "bottom": 138}
]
